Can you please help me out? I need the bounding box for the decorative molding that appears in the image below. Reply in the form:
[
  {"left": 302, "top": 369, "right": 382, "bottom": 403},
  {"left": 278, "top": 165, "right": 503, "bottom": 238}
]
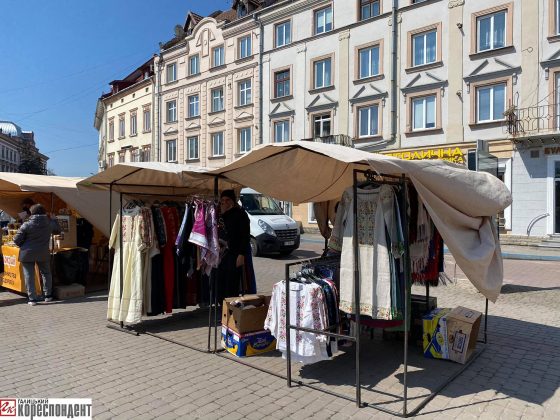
[
  {"left": 388, "top": 13, "right": 402, "bottom": 26},
  {"left": 297, "top": 45, "right": 307, "bottom": 54},
  {"left": 338, "top": 30, "right": 351, "bottom": 41},
  {"left": 448, "top": 0, "right": 465, "bottom": 8}
]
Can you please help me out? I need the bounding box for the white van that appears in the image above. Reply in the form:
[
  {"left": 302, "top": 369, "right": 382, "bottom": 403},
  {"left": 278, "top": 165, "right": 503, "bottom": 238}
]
[{"left": 239, "top": 188, "right": 300, "bottom": 256}]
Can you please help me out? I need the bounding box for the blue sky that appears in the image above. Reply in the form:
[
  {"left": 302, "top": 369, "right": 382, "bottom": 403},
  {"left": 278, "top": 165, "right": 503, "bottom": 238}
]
[{"left": 0, "top": 0, "right": 231, "bottom": 176}]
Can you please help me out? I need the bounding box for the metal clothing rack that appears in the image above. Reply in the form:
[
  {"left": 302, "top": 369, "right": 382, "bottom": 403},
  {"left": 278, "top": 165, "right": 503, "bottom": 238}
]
[
  {"left": 283, "top": 169, "right": 488, "bottom": 417},
  {"left": 104, "top": 176, "right": 224, "bottom": 353}
]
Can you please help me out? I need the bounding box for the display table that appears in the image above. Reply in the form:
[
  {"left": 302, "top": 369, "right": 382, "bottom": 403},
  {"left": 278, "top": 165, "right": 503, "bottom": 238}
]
[{"left": 0, "top": 245, "right": 42, "bottom": 294}]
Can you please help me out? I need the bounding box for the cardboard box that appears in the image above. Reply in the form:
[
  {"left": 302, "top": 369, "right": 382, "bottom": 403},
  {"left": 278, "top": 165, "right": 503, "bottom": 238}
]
[
  {"left": 55, "top": 215, "right": 77, "bottom": 248},
  {"left": 445, "top": 306, "right": 482, "bottom": 364},
  {"left": 222, "top": 294, "right": 270, "bottom": 334},
  {"left": 221, "top": 326, "right": 276, "bottom": 357},
  {"left": 423, "top": 308, "right": 451, "bottom": 360},
  {"left": 54, "top": 283, "right": 85, "bottom": 300}
]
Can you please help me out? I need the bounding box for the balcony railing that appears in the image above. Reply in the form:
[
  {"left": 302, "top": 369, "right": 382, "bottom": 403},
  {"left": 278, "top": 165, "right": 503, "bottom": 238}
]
[
  {"left": 505, "top": 104, "right": 560, "bottom": 137},
  {"left": 301, "top": 134, "right": 354, "bottom": 148}
]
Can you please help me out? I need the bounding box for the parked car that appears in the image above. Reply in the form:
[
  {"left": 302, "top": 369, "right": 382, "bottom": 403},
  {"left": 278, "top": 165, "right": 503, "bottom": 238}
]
[{"left": 239, "top": 188, "right": 300, "bottom": 257}]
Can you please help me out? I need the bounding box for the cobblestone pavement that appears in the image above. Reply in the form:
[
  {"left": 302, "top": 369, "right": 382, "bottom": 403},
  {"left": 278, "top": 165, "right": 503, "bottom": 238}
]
[{"left": 0, "top": 238, "right": 559, "bottom": 419}]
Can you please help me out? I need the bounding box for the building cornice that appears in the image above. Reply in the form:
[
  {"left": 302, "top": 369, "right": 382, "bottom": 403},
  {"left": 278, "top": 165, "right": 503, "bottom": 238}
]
[{"left": 101, "top": 77, "right": 154, "bottom": 104}]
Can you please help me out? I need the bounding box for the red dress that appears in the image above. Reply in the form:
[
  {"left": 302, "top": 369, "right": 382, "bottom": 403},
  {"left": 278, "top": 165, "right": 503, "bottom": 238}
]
[{"left": 160, "top": 206, "right": 179, "bottom": 313}]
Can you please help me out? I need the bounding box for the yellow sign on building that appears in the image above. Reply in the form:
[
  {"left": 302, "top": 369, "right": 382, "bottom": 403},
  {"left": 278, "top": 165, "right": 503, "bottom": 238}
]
[{"left": 386, "top": 147, "right": 465, "bottom": 164}]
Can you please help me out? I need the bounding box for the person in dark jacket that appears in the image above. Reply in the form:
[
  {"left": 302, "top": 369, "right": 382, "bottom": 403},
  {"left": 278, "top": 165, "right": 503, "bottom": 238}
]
[
  {"left": 217, "top": 190, "right": 250, "bottom": 300},
  {"left": 13, "top": 204, "right": 61, "bottom": 305}
]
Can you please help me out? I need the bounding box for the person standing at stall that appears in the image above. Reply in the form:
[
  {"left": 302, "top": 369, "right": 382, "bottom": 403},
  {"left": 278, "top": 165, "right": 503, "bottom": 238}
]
[
  {"left": 217, "top": 190, "right": 251, "bottom": 299},
  {"left": 13, "top": 204, "right": 60, "bottom": 306}
]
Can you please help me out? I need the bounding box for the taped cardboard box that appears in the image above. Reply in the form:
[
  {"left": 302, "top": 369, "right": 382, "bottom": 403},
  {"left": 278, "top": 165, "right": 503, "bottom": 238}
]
[
  {"left": 222, "top": 294, "right": 270, "bottom": 334},
  {"left": 221, "top": 326, "right": 276, "bottom": 357},
  {"left": 423, "top": 308, "right": 451, "bottom": 360},
  {"left": 446, "top": 306, "right": 482, "bottom": 364}
]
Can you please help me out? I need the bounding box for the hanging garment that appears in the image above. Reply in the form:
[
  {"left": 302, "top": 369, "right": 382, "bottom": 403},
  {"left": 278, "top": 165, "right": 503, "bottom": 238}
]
[
  {"left": 141, "top": 208, "right": 158, "bottom": 316},
  {"left": 265, "top": 280, "right": 330, "bottom": 365},
  {"left": 313, "top": 200, "right": 339, "bottom": 240},
  {"left": 332, "top": 185, "right": 402, "bottom": 320},
  {"left": 160, "top": 206, "right": 179, "bottom": 313},
  {"left": 200, "top": 203, "right": 220, "bottom": 275},
  {"left": 189, "top": 200, "right": 208, "bottom": 249}
]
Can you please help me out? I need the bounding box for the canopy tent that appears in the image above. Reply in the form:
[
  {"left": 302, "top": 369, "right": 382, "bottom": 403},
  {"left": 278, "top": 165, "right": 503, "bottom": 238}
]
[
  {"left": 77, "top": 162, "right": 241, "bottom": 196},
  {"left": 209, "top": 141, "right": 513, "bottom": 302},
  {"left": 0, "top": 173, "right": 117, "bottom": 237}
]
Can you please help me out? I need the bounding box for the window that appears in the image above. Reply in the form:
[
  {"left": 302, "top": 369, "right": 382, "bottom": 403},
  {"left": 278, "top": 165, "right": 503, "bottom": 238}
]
[
  {"left": 274, "top": 120, "right": 290, "bottom": 142},
  {"left": 109, "top": 119, "right": 114, "bottom": 141},
  {"left": 313, "top": 113, "right": 331, "bottom": 137},
  {"left": 358, "top": 45, "right": 380, "bottom": 79},
  {"left": 118, "top": 152, "right": 125, "bottom": 163},
  {"left": 189, "top": 55, "right": 200, "bottom": 75},
  {"left": 274, "top": 69, "right": 290, "bottom": 98},
  {"left": 143, "top": 107, "right": 151, "bottom": 132},
  {"left": 166, "top": 100, "right": 177, "bottom": 122},
  {"left": 141, "top": 147, "right": 150, "bottom": 162},
  {"left": 131, "top": 149, "right": 140, "bottom": 162},
  {"left": 187, "top": 136, "right": 199, "bottom": 160},
  {"left": 188, "top": 95, "right": 199, "bottom": 117},
  {"left": 118, "top": 115, "right": 125, "bottom": 138},
  {"left": 239, "top": 79, "right": 252, "bottom": 106},
  {"left": 315, "top": 6, "right": 333, "bottom": 34},
  {"left": 213, "top": 46, "right": 224, "bottom": 67},
  {"left": 108, "top": 154, "right": 114, "bottom": 168},
  {"left": 477, "top": 10, "right": 506, "bottom": 52},
  {"left": 239, "top": 127, "right": 251, "bottom": 154},
  {"left": 477, "top": 83, "right": 506, "bottom": 122},
  {"left": 556, "top": 0, "right": 560, "bottom": 35},
  {"left": 360, "top": 0, "right": 380, "bottom": 20},
  {"left": 358, "top": 105, "right": 379, "bottom": 137},
  {"left": 412, "top": 30, "right": 437, "bottom": 66},
  {"left": 275, "top": 21, "right": 291, "bottom": 47},
  {"left": 412, "top": 95, "right": 436, "bottom": 130},
  {"left": 166, "top": 63, "right": 177, "bottom": 83},
  {"left": 313, "top": 58, "right": 332, "bottom": 89},
  {"left": 211, "top": 88, "right": 224, "bottom": 112},
  {"left": 212, "top": 132, "right": 224, "bottom": 157},
  {"left": 238, "top": 35, "right": 252, "bottom": 59},
  {"left": 130, "top": 113, "right": 137, "bottom": 136},
  {"left": 166, "top": 139, "right": 177, "bottom": 162}
]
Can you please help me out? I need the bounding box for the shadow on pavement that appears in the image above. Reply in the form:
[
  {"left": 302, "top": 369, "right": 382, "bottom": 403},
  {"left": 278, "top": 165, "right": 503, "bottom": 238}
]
[{"left": 500, "top": 284, "right": 560, "bottom": 294}]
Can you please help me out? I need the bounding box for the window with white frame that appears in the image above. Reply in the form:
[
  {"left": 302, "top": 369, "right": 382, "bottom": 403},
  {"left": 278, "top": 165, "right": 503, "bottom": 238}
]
[
  {"left": 412, "top": 30, "right": 437, "bottom": 66},
  {"left": 166, "top": 63, "right": 177, "bottom": 83},
  {"left": 166, "top": 100, "right": 177, "bottom": 122},
  {"left": 187, "top": 136, "right": 199, "bottom": 160},
  {"left": 143, "top": 108, "right": 151, "bottom": 132},
  {"left": 358, "top": 104, "right": 379, "bottom": 137},
  {"left": 477, "top": 10, "right": 506, "bottom": 52},
  {"left": 314, "top": 58, "right": 332, "bottom": 89},
  {"left": 109, "top": 120, "right": 114, "bottom": 141},
  {"left": 313, "top": 113, "right": 331, "bottom": 137},
  {"left": 166, "top": 139, "right": 177, "bottom": 162},
  {"left": 477, "top": 83, "right": 506, "bottom": 122},
  {"left": 238, "top": 35, "right": 252, "bottom": 59},
  {"left": 412, "top": 95, "right": 436, "bottom": 130},
  {"left": 212, "top": 132, "right": 224, "bottom": 157},
  {"left": 239, "top": 79, "right": 252, "bottom": 106},
  {"left": 189, "top": 54, "right": 200, "bottom": 75},
  {"left": 315, "top": 6, "right": 333, "bottom": 34},
  {"left": 274, "top": 69, "right": 290, "bottom": 98},
  {"left": 275, "top": 21, "right": 291, "bottom": 47},
  {"left": 188, "top": 95, "right": 199, "bottom": 117},
  {"left": 360, "top": 0, "right": 380, "bottom": 20},
  {"left": 274, "top": 120, "right": 290, "bottom": 142},
  {"left": 359, "top": 45, "right": 380, "bottom": 79},
  {"left": 130, "top": 113, "right": 137, "bottom": 136},
  {"left": 239, "top": 127, "right": 251, "bottom": 154},
  {"left": 211, "top": 87, "right": 224, "bottom": 112},
  {"left": 213, "top": 46, "right": 224, "bottom": 67},
  {"left": 118, "top": 116, "right": 125, "bottom": 138}
]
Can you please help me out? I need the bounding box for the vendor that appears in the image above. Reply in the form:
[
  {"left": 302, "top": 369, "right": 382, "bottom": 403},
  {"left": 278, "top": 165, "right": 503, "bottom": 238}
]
[
  {"left": 13, "top": 204, "right": 61, "bottom": 305},
  {"left": 217, "top": 190, "right": 251, "bottom": 299},
  {"left": 18, "top": 198, "right": 35, "bottom": 222}
]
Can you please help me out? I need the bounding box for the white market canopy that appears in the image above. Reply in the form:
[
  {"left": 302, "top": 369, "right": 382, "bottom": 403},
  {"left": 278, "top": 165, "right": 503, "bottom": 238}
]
[
  {"left": 0, "top": 173, "right": 117, "bottom": 237},
  {"left": 78, "top": 162, "right": 241, "bottom": 196},
  {"left": 210, "top": 141, "right": 513, "bottom": 302}
]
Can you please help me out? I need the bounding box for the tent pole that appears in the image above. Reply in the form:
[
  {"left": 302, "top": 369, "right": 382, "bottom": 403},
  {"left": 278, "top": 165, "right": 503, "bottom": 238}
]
[
  {"left": 352, "top": 169, "right": 361, "bottom": 408},
  {"left": 285, "top": 254, "right": 292, "bottom": 387},
  {"left": 213, "top": 176, "right": 219, "bottom": 353},
  {"left": 484, "top": 298, "right": 488, "bottom": 344},
  {"left": 119, "top": 192, "right": 124, "bottom": 329}
]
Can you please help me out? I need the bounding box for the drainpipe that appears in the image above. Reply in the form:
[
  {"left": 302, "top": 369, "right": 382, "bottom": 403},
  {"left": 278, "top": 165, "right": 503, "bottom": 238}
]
[
  {"left": 156, "top": 52, "right": 164, "bottom": 162},
  {"left": 254, "top": 13, "right": 264, "bottom": 144},
  {"left": 391, "top": 0, "right": 399, "bottom": 147}
]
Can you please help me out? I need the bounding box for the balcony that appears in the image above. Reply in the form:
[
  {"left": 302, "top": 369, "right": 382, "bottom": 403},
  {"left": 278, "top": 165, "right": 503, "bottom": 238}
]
[
  {"left": 300, "top": 134, "right": 354, "bottom": 148},
  {"left": 505, "top": 104, "right": 560, "bottom": 138}
]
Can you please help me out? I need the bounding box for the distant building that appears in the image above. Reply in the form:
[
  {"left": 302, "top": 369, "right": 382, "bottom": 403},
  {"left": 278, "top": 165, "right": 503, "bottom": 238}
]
[{"left": 0, "top": 121, "right": 48, "bottom": 173}]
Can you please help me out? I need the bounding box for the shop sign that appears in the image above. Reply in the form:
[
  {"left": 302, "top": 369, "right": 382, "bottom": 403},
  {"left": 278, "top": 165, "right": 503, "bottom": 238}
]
[
  {"left": 544, "top": 146, "right": 560, "bottom": 155},
  {"left": 387, "top": 147, "right": 465, "bottom": 164}
]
